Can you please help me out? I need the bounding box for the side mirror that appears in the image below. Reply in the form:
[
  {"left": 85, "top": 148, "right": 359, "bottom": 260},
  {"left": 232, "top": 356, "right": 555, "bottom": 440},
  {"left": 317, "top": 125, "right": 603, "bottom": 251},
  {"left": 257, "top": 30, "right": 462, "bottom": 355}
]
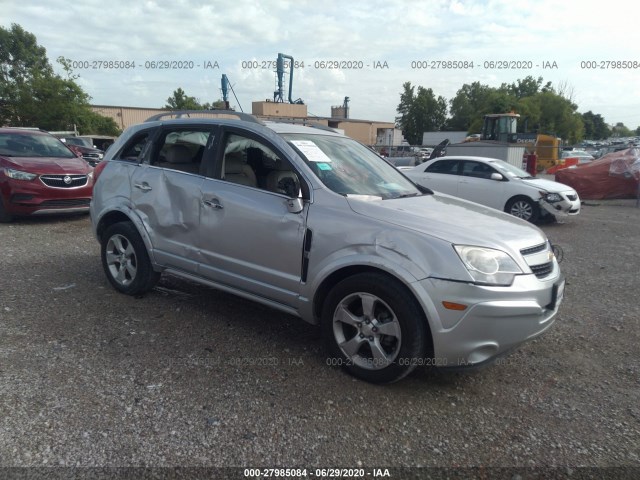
[
  {"left": 286, "top": 197, "right": 304, "bottom": 214},
  {"left": 490, "top": 173, "right": 503, "bottom": 181}
]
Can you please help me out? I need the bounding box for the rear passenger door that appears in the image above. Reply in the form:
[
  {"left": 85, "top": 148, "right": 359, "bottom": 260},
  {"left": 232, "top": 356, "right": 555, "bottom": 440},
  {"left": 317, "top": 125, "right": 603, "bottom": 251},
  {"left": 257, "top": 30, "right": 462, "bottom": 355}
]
[
  {"left": 421, "top": 159, "right": 461, "bottom": 195},
  {"left": 198, "top": 128, "right": 308, "bottom": 308},
  {"left": 129, "top": 126, "right": 216, "bottom": 273}
]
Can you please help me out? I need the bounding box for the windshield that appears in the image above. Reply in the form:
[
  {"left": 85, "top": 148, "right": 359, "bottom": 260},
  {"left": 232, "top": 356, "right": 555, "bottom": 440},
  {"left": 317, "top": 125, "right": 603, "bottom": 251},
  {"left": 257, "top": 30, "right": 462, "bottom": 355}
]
[
  {"left": 63, "top": 137, "right": 92, "bottom": 147},
  {"left": 0, "top": 132, "right": 76, "bottom": 158},
  {"left": 283, "top": 134, "right": 422, "bottom": 199},
  {"left": 489, "top": 159, "right": 532, "bottom": 178}
]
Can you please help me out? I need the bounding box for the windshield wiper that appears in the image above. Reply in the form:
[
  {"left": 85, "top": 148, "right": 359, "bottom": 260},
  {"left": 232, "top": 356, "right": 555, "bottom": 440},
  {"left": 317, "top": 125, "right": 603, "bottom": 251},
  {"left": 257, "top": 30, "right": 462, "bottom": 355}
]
[{"left": 392, "top": 192, "right": 421, "bottom": 199}]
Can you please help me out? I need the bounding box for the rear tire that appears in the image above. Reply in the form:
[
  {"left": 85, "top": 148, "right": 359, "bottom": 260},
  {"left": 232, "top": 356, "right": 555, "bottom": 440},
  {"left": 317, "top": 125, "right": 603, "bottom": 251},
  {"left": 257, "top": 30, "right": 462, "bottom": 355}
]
[
  {"left": 101, "top": 222, "right": 160, "bottom": 295},
  {"left": 321, "top": 272, "right": 429, "bottom": 384}
]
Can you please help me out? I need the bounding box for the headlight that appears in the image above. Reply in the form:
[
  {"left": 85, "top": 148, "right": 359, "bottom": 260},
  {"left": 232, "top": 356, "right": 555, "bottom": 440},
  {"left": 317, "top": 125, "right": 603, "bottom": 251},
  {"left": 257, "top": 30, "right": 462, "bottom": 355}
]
[
  {"left": 5, "top": 168, "right": 37, "bottom": 181},
  {"left": 544, "top": 193, "right": 563, "bottom": 203},
  {"left": 454, "top": 245, "right": 523, "bottom": 286}
]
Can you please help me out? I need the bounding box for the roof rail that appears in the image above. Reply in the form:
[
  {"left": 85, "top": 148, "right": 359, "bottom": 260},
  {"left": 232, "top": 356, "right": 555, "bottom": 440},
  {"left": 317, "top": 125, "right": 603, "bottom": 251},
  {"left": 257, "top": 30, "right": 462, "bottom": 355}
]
[
  {"left": 264, "top": 119, "right": 340, "bottom": 133},
  {"left": 145, "top": 109, "right": 263, "bottom": 124}
]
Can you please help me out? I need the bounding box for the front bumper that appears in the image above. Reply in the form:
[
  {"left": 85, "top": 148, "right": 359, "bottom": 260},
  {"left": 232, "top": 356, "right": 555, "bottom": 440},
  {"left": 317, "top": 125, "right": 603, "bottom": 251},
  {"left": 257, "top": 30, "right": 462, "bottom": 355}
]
[
  {"left": 417, "top": 269, "right": 564, "bottom": 366},
  {"left": 1, "top": 179, "right": 93, "bottom": 217},
  {"left": 540, "top": 192, "right": 581, "bottom": 217}
]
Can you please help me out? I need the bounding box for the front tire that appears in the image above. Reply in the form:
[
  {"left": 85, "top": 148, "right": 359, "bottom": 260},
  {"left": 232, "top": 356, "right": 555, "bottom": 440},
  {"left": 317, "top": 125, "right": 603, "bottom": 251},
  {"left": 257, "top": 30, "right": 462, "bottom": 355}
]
[
  {"left": 321, "top": 273, "right": 429, "bottom": 384},
  {"left": 506, "top": 196, "right": 539, "bottom": 223},
  {"left": 101, "top": 222, "right": 160, "bottom": 295}
]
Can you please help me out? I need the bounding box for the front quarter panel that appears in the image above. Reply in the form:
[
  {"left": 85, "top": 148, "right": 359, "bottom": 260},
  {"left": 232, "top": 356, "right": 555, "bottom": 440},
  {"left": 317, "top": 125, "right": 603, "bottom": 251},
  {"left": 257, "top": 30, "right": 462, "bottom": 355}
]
[{"left": 299, "top": 190, "right": 471, "bottom": 323}]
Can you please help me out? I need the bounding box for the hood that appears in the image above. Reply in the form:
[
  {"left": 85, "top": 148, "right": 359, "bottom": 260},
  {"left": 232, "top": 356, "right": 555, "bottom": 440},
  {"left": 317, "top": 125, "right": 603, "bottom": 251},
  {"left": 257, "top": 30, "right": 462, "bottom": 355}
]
[
  {"left": 346, "top": 193, "right": 546, "bottom": 254},
  {"left": 520, "top": 177, "right": 574, "bottom": 193},
  {"left": 2, "top": 156, "right": 91, "bottom": 175}
]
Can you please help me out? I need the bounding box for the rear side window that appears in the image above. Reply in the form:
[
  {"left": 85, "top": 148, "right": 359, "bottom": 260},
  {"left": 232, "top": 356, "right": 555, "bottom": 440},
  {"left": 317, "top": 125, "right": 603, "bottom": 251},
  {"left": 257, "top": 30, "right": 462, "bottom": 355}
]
[
  {"left": 116, "top": 131, "right": 154, "bottom": 162},
  {"left": 152, "top": 129, "right": 214, "bottom": 176},
  {"left": 425, "top": 159, "right": 460, "bottom": 175}
]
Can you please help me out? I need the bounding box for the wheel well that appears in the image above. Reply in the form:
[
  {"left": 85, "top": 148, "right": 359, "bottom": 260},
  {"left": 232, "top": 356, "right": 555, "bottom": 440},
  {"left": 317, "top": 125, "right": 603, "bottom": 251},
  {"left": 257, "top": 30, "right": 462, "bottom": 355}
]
[
  {"left": 312, "top": 265, "right": 433, "bottom": 353},
  {"left": 96, "top": 211, "right": 133, "bottom": 242}
]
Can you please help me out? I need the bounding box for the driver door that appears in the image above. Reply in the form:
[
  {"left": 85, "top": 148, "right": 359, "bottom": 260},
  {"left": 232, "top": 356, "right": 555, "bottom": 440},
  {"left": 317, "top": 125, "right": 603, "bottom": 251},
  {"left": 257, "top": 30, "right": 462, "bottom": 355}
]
[{"left": 197, "top": 129, "right": 308, "bottom": 308}]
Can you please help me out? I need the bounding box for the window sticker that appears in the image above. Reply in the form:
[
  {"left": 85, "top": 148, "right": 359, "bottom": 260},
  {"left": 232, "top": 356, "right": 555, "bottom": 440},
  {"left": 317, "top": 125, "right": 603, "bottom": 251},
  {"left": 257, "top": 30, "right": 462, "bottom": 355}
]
[
  {"left": 291, "top": 140, "right": 333, "bottom": 163},
  {"left": 317, "top": 162, "right": 332, "bottom": 171}
]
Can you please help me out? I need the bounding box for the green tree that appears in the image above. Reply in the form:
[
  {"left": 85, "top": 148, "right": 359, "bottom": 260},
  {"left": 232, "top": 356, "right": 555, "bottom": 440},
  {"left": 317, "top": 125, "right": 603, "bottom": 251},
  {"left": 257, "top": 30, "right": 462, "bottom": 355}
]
[
  {"left": 447, "top": 81, "right": 492, "bottom": 132},
  {"left": 503, "top": 76, "right": 552, "bottom": 99},
  {"left": 396, "top": 82, "right": 447, "bottom": 144},
  {"left": 164, "top": 87, "right": 211, "bottom": 110},
  {"left": 611, "top": 122, "right": 632, "bottom": 137},
  {"left": 0, "top": 24, "right": 120, "bottom": 135},
  {"left": 534, "top": 91, "right": 584, "bottom": 143},
  {"left": 582, "top": 111, "right": 611, "bottom": 139}
]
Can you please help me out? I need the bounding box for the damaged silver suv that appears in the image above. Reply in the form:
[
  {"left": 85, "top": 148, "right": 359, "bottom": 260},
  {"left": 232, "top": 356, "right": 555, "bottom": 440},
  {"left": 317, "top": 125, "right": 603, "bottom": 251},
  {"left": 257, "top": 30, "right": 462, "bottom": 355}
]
[{"left": 90, "top": 111, "right": 564, "bottom": 383}]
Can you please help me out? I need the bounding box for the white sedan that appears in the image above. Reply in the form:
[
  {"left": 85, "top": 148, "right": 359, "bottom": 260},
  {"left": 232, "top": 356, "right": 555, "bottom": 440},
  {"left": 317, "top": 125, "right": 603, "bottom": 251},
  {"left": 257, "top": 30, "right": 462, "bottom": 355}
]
[{"left": 404, "top": 156, "right": 581, "bottom": 223}]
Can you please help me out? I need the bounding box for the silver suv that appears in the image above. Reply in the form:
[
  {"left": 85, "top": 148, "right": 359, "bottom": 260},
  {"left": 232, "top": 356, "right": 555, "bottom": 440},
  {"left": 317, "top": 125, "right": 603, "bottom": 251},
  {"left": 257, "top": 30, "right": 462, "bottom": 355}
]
[{"left": 90, "top": 111, "right": 564, "bottom": 383}]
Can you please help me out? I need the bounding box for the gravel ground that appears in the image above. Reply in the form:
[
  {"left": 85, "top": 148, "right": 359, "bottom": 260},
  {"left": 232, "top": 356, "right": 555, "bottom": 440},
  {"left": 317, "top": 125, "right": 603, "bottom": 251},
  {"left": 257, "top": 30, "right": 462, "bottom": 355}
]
[{"left": 0, "top": 202, "right": 639, "bottom": 477}]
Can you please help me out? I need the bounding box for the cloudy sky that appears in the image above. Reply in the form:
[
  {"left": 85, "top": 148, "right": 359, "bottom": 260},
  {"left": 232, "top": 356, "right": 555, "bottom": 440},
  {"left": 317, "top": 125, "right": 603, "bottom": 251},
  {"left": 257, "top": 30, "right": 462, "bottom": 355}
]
[{"left": 4, "top": 0, "right": 640, "bottom": 128}]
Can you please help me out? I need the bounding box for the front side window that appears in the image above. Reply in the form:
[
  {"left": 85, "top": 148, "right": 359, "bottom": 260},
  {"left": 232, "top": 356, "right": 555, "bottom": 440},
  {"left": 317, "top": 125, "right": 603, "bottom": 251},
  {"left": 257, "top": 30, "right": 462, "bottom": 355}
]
[
  {"left": 0, "top": 132, "right": 75, "bottom": 158},
  {"left": 462, "top": 161, "right": 496, "bottom": 179},
  {"left": 283, "top": 134, "right": 421, "bottom": 200},
  {"left": 490, "top": 159, "right": 532, "bottom": 179},
  {"left": 219, "top": 133, "right": 301, "bottom": 197}
]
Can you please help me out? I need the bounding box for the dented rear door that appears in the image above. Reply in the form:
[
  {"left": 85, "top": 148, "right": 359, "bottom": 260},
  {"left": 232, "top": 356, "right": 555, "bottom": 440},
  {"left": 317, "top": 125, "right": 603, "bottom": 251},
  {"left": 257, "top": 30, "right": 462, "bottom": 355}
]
[{"left": 130, "top": 164, "right": 205, "bottom": 273}]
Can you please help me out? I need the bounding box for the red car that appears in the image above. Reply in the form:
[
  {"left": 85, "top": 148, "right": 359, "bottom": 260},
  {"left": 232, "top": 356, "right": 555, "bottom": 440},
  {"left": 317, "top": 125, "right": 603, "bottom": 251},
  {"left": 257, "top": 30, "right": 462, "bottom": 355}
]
[{"left": 0, "top": 128, "right": 94, "bottom": 222}]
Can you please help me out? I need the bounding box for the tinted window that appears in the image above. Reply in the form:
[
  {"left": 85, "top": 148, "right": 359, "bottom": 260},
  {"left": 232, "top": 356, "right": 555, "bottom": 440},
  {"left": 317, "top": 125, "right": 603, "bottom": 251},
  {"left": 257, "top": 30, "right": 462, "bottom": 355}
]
[
  {"left": 462, "top": 161, "right": 496, "bottom": 179},
  {"left": 425, "top": 159, "right": 460, "bottom": 175}
]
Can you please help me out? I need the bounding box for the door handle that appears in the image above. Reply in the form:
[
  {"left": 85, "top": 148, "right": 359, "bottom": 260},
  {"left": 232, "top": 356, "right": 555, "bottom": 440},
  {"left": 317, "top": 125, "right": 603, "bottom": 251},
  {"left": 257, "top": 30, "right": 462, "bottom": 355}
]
[
  {"left": 134, "top": 182, "right": 152, "bottom": 191},
  {"left": 203, "top": 198, "right": 223, "bottom": 209}
]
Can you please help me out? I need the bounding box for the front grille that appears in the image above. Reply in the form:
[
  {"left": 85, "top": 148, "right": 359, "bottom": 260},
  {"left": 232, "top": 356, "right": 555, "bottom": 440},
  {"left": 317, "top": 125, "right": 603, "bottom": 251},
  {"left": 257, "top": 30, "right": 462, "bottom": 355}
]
[
  {"left": 82, "top": 153, "right": 100, "bottom": 159},
  {"left": 38, "top": 199, "right": 91, "bottom": 208},
  {"left": 40, "top": 175, "right": 88, "bottom": 188},
  {"left": 530, "top": 261, "right": 553, "bottom": 279},
  {"left": 566, "top": 194, "right": 578, "bottom": 201},
  {"left": 520, "top": 242, "right": 547, "bottom": 256}
]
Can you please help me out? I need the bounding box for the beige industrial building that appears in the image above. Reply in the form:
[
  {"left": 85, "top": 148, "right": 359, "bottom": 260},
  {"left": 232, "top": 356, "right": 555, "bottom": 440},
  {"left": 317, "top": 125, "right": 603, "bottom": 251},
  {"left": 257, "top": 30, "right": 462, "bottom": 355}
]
[{"left": 91, "top": 102, "right": 398, "bottom": 146}]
